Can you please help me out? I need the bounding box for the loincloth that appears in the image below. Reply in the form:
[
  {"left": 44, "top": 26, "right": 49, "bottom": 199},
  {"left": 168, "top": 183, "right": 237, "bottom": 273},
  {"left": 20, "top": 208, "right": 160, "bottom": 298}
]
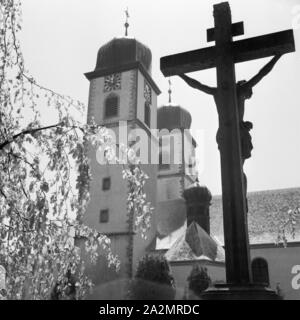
[{"left": 216, "top": 121, "right": 253, "bottom": 160}]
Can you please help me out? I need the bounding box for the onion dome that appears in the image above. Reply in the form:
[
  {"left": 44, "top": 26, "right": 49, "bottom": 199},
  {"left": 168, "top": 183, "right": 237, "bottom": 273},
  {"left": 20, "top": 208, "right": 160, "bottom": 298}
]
[
  {"left": 95, "top": 37, "right": 152, "bottom": 73},
  {"left": 157, "top": 105, "right": 192, "bottom": 130}
]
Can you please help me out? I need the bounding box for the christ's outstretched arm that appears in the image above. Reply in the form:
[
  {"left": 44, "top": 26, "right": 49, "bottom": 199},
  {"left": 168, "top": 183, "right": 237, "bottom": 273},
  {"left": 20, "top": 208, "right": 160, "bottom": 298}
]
[
  {"left": 246, "top": 54, "right": 282, "bottom": 89},
  {"left": 179, "top": 74, "right": 216, "bottom": 95}
]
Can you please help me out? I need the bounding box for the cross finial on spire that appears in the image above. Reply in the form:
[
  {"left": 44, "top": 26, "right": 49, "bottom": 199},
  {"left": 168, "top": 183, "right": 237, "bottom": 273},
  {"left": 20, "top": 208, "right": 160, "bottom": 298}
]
[
  {"left": 168, "top": 78, "right": 172, "bottom": 104},
  {"left": 124, "top": 7, "right": 130, "bottom": 37}
]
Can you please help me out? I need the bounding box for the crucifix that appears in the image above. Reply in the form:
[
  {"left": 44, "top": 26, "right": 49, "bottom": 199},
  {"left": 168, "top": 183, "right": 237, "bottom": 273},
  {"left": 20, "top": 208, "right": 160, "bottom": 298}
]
[{"left": 161, "top": 2, "right": 295, "bottom": 286}]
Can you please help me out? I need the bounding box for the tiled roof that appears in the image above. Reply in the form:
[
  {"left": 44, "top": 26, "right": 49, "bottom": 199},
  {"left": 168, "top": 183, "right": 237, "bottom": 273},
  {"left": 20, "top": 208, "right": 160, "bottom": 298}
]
[
  {"left": 165, "top": 222, "right": 225, "bottom": 263},
  {"left": 157, "top": 187, "right": 300, "bottom": 247},
  {"left": 156, "top": 223, "right": 186, "bottom": 250},
  {"left": 210, "top": 187, "right": 300, "bottom": 244}
]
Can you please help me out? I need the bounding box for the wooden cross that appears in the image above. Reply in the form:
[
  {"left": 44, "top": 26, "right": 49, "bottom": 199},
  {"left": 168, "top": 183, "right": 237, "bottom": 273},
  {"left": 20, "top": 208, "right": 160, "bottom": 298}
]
[{"left": 161, "top": 2, "right": 295, "bottom": 285}]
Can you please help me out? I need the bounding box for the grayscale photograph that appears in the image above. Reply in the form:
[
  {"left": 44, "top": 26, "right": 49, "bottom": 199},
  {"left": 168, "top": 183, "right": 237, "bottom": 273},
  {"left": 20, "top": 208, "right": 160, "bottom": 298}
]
[{"left": 0, "top": 0, "right": 299, "bottom": 304}]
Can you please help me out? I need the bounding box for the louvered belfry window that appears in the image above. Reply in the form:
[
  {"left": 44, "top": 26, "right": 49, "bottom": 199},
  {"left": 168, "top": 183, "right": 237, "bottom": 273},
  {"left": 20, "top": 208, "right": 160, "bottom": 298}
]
[{"left": 104, "top": 94, "right": 119, "bottom": 119}]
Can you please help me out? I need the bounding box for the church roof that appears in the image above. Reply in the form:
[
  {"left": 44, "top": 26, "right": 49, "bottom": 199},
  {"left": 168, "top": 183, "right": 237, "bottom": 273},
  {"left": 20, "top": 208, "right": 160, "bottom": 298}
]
[
  {"left": 157, "top": 105, "right": 192, "bottom": 130},
  {"left": 210, "top": 187, "right": 300, "bottom": 245},
  {"left": 156, "top": 187, "right": 300, "bottom": 247},
  {"left": 165, "top": 222, "right": 225, "bottom": 263},
  {"left": 95, "top": 37, "right": 152, "bottom": 74},
  {"left": 85, "top": 37, "right": 161, "bottom": 94},
  {"left": 156, "top": 222, "right": 186, "bottom": 250}
]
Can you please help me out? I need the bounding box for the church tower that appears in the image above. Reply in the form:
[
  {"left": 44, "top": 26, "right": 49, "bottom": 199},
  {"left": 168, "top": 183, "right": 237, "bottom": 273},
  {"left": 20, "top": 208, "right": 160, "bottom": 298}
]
[
  {"left": 84, "top": 26, "right": 160, "bottom": 288},
  {"left": 155, "top": 83, "right": 199, "bottom": 239},
  {"left": 157, "top": 84, "right": 198, "bottom": 203}
]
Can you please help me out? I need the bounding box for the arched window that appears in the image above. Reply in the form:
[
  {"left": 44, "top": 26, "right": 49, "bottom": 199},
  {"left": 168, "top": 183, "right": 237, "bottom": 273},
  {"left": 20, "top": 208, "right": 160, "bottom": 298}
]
[
  {"left": 252, "top": 257, "right": 270, "bottom": 286},
  {"left": 104, "top": 94, "right": 119, "bottom": 119},
  {"left": 144, "top": 102, "right": 151, "bottom": 127}
]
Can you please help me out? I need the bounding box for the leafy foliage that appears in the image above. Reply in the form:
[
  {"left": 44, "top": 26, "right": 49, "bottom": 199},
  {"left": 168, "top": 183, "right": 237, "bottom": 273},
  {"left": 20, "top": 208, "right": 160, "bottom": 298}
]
[
  {"left": 128, "top": 254, "right": 176, "bottom": 300},
  {"left": 187, "top": 265, "right": 211, "bottom": 298},
  {"left": 123, "top": 164, "right": 153, "bottom": 238},
  {"left": 0, "top": 0, "right": 153, "bottom": 299},
  {"left": 275, "top": 207, "right": 300, "bottom": 247}
]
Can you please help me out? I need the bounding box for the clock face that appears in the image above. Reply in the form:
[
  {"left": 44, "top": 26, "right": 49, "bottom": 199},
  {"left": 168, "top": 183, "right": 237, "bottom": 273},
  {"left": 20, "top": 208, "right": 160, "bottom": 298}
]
[
  {"left": 144, "top": 82, "right": 152, "bottom": 104},
  {"left": 104, "top": 73, "right": 121, "bottom": 92}
]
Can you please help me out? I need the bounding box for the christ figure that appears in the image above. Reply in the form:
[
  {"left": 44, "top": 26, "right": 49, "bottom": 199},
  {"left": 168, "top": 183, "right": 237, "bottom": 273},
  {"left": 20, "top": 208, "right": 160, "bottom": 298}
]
[{"left": 179, "top": 54, "right": 282, "bottom": 210}]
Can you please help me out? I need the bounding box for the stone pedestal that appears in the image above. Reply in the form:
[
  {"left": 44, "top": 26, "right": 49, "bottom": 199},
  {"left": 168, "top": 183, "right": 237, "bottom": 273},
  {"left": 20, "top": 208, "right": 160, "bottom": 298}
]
[{"left": 201, "top": 284, "right": 280, "bottom": 300}]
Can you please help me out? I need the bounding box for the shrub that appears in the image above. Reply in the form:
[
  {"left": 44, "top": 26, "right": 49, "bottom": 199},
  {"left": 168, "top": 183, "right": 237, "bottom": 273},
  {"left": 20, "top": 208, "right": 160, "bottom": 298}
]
[
  {"left": 187, "top": 265, "right": 211, "bottom": 298},
  {"left": 128, "top": 254, "right": 176, "bottom": 300}
]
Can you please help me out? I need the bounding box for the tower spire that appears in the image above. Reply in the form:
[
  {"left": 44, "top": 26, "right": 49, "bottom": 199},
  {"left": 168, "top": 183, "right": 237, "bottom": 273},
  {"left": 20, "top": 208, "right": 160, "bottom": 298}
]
[
  {"left": 124, "top": 7, "right": 130, "bottom": 37},
  {"left": 168, "top": 78, "right": 172, "bottom": 104}
]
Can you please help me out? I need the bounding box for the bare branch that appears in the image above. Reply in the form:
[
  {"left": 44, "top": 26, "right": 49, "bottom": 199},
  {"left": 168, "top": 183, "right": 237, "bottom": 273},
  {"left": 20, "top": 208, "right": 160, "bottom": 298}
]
[{"left": 0, "top": 122, "right": 62, "bottom": 150}]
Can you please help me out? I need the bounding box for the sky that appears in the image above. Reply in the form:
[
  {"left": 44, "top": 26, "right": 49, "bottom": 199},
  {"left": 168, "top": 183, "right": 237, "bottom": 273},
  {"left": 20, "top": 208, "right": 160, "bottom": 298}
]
[{"left": 20, "top": 0, "right": 300, "bottom": 195}]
